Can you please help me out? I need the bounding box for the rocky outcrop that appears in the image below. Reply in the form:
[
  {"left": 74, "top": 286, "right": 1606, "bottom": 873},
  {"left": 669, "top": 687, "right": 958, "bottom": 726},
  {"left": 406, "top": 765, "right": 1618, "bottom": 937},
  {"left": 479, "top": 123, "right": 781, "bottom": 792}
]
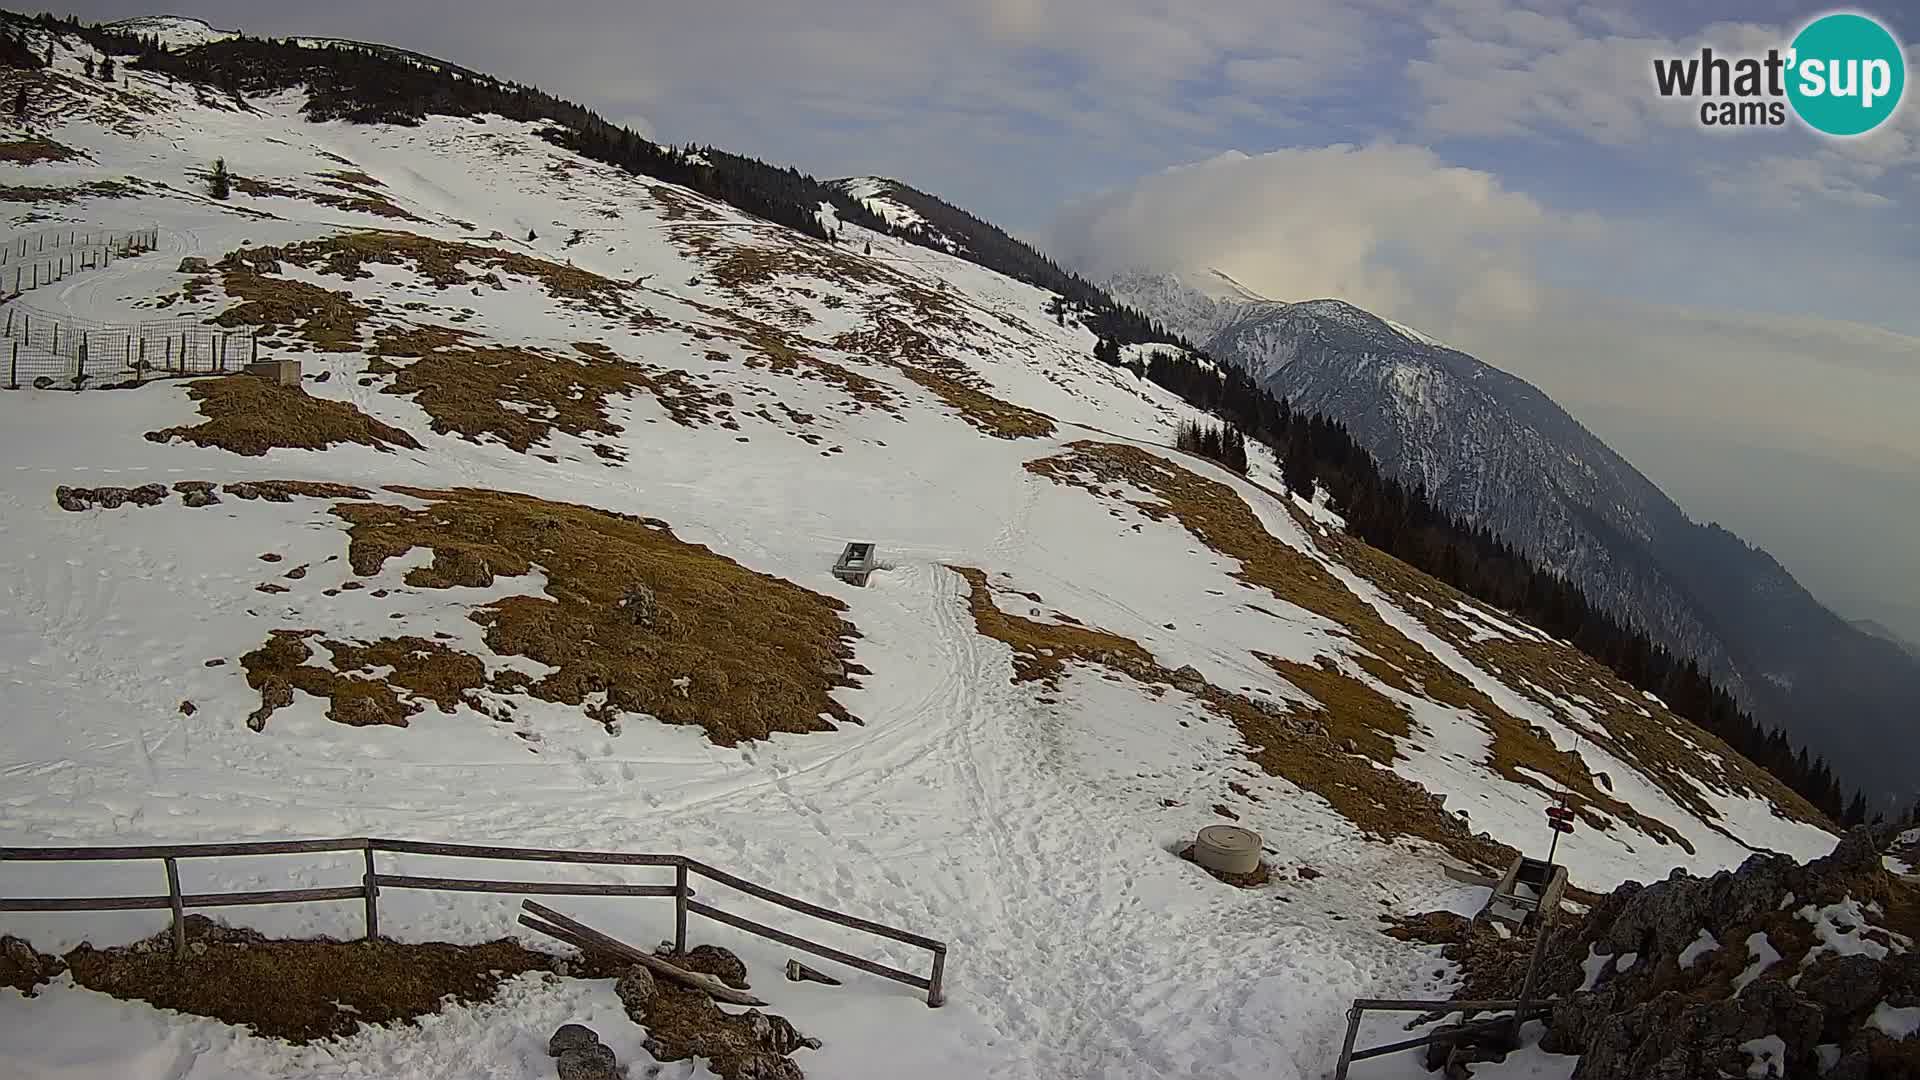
[{"left": 1514, "top": 826, "right": 1920, "bottom": 1080}]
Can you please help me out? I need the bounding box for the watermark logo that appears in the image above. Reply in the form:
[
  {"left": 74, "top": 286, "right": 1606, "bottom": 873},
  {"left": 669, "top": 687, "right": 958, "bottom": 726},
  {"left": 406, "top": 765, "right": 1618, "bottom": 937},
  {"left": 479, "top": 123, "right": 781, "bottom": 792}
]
[{"left": 1653, "top": 11, "right": 1906, "bottom": 136}]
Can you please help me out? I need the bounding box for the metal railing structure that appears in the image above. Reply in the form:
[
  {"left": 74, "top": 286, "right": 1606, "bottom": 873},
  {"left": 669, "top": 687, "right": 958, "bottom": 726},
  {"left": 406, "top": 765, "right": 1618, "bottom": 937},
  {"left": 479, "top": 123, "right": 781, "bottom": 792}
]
[
  {"left": 0, "top": 837, "right": 949, "bottom": 1007},
  {"left": 1, "top": 301, "right": 260, "bottom": 389}
]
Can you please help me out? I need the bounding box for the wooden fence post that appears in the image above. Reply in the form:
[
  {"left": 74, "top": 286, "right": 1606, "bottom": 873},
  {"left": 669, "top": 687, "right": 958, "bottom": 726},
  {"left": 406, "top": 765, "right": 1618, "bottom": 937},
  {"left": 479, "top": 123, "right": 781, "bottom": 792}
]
[
  {"left": 927, "top": 947, "right": 946, "bottom": 1007},
  {"left": 8, "top": 342, "right": 17, "bottom": 390},
  {"left": 362, "top": 843, "right": 380, "bottom": 941},
  {"left": 164, "top": 857, "right": 186, "bottom": 961},
  {"left": 674, "top": 861, "right": 689, "bottom": 954}
]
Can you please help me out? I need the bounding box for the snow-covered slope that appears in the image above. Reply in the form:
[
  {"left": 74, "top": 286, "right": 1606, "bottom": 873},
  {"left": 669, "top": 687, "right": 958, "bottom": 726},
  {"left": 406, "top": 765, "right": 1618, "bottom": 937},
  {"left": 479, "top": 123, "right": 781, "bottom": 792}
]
[
  {"left": 1106, "top": 269, "right": 1920, "bottom": 812},
  {"left": 0, "top": 31, "right": 1839, "bottom": 1080},
  {"left": 102, "top": 14, "right": 239, "bottom": 48}
]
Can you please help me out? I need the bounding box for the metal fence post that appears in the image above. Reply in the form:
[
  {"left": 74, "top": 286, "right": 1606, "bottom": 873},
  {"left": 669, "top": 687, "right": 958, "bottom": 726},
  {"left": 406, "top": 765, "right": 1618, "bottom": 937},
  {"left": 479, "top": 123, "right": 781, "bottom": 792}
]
[
  {"left": 164, "top": 857, "right": 186, "bottom": 960},
  {"left": 8, "top": 342, "right": 16, "bottom": 390},
  {"left": 674, "top": 861, "right": 689, "bottom": 954},
  {"left": 362, "top": 842, "right": 380, "bottom": 941}
]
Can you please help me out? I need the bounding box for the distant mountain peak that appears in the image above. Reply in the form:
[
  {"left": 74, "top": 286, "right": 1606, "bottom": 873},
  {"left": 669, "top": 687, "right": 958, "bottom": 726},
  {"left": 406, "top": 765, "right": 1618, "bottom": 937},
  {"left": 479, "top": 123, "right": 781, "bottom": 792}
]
[{"left": 1106, "top": 265, "right": 1920, "bottom": 806}]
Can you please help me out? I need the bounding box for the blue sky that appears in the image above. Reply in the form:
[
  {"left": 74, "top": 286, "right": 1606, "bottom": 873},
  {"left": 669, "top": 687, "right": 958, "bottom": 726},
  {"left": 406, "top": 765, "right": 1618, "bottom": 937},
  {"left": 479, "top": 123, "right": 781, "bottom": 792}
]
[{"left": 56, "top": 0, "right": 1920, "bottom": 638}]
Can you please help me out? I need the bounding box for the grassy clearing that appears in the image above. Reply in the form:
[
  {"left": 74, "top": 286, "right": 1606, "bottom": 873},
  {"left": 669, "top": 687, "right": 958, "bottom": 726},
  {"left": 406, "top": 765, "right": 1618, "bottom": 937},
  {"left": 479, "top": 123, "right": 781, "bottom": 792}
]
[
  {"left": 1321, "top": 529, "right": 1830, "bottom": 831},
  {"left": 832, "top": 307, "right": 1055, "bottom": 439},
  {"left": 56, "top": 915, "right": 599, "bottom": 1044},
  {"left": 329, "top": 487, "right": 863, "bottom": 744},
  {"left": 363, "top": 325, "right": 729, "bottom": 456},
  {"left": 0, "top": 137, "right": 80, "bottom": 164},
  {"left": 144, "top": 376, "right": 421, "bottom": 456},
  {"left": 949, "top": 563, "right": 1515, "bottom": 874},
  {"left": 1020, "top": 441, "right": 1706, "bottom": 860}
]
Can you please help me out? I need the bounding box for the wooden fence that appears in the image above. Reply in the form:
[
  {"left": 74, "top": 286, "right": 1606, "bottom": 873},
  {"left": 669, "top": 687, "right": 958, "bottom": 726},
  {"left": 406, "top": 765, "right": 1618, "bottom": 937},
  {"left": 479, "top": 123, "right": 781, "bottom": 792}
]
[{"left": 0, "top": 837, "right": 948, "bottom": 1007}]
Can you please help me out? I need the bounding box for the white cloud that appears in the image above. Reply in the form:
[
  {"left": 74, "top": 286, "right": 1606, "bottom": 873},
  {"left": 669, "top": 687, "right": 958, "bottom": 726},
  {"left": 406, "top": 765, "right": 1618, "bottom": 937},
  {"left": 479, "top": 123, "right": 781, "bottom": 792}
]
[{"left": 1049, "top": 142, "right": 1593, "bottom": 326}]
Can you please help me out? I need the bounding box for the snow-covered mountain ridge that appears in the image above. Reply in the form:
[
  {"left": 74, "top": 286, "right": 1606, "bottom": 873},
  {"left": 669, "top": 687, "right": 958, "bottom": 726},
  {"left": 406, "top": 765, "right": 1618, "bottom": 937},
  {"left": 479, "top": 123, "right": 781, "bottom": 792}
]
[
  {"left": 0, "top": 20, "right": 1847, "bottom": 1080},
  {"left": 1106, "top": 268, "right": 1920, "bottom": 811}
]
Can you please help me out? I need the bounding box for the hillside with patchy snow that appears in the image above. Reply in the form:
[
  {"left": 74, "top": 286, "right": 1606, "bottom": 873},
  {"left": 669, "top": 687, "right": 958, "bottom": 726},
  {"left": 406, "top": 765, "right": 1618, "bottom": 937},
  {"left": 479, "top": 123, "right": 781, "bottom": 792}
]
[{"left": 0, "top": 23, "right": 1850, "bottom": 1080}]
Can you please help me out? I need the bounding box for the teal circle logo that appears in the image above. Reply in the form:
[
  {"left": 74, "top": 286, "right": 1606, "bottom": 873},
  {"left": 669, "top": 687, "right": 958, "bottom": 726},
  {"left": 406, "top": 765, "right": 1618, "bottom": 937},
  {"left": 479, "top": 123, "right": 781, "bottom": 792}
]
[{"left": 1787, "top": 13, "right": 1906, "bottom": 136}]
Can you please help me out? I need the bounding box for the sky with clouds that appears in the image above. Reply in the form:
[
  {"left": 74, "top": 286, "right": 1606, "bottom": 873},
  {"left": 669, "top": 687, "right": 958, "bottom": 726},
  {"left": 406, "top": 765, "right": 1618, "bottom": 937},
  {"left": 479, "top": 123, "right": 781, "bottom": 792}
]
[{"left": 57, "top": 0, "right": 1920, "bottom": 638}]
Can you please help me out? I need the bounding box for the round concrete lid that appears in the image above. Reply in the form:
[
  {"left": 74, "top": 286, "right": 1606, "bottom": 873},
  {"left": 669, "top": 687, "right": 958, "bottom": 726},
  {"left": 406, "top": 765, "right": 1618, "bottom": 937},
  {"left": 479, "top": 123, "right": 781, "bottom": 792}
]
[{"left": 1196, "top": 824, "right": 1261, "bottom": 852}]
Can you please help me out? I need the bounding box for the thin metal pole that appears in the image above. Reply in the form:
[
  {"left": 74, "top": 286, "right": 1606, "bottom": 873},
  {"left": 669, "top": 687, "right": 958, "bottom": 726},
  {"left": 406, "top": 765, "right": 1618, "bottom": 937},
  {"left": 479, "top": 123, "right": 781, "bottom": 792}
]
[
  {"left": 164, "top": 857, "right": 186, "bottom": 960},
  {"left": 9, "top": 341, "right": 16, "bottom": 389},
  {"left": 362, "top": 843, "right": 379, "bottom": 940}
]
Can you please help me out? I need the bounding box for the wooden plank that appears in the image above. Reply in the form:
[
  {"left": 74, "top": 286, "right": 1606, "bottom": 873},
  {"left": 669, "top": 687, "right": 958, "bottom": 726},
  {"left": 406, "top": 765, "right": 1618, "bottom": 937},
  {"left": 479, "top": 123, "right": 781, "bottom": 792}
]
[
  {"left": 181, "top": 886, "right": 367, "bottom": 908},
  {"left": 517, "top": 903, "right": 767, "bottom": 1006},
  {"left": 0, "top": 894, "right": 174, "bottom": 912},
  {"left": 374, "top": 839, "right": 680, "bottom": 866},
  {"left": 686, "top": 899, "right": 929, "bottom": 991},
  {"left": 681, "top": 859, "right": 945, "bottom": 953},
  {"left": 164, "top": 857, "right": 185, "bottom": 960},
  {"left": 376, "top": 874, "right": 678, "bottom": 898},
  {"left": 0, "top": 838, "right": 370, "bottom": 861}
]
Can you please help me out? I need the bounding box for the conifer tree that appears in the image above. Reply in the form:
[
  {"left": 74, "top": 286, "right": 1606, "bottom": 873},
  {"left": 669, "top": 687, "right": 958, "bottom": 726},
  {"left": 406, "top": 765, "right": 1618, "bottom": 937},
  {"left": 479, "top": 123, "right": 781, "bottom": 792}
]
[
  {"left": 98, "top": 54, "right": 114, "bottom": 81},
  {"left": 12, "top": 87, "right": 26, "bottom": 124},
  {"left": 83, "top": 54, "right": 93, "bottom": 78},
  {"left": 209, "top": 157, "right": 230, "bottom": 200}
]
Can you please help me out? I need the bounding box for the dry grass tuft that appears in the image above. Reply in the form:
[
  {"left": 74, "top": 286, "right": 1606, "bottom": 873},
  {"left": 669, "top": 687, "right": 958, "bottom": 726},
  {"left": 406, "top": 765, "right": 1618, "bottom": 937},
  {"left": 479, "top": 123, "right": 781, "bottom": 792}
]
[
  {"left": 144, "top": 376, "right": 421, "bottom": 456},
  {"left": 331, "top": 488, "right": 863, "bottom": 744},
  {"left": 62, "top": 916, "right": 565, "bottom": 1043},
  {"left": 363, "top": 326, "right": 729, "bottom": 455},
  {"left": 0, "top": 137, "right": 80, "bottom": 164}
]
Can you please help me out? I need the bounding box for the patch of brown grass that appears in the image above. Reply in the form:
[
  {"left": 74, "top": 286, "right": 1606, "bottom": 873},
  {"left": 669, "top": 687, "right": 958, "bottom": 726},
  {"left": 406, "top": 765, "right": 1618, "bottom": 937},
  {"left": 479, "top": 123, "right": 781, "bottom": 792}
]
[
  {"left": 1019, "top": 442, "right": 1703, "bottom": 862},
  {"left": 363, "top": 326, "right": 728, "bottom": 456},
  {"left": 61, "top": 916, "right": 559, "bottom": 1043},
  {"left": 229, "top": 174, "right": 423, "bottom": 223},
  {"left": 949, "top": 562, "right": 1515, "bottom": 874},
  {"left": 648, "top": 185, "right": 723, "bottom": 222},
  {"left": 332, "top": 487, "right": 863, "bottom": 744},
  {"left": 261, "top": 231, "right": 625, "bottom": 313},
  {"left": 144, "top": 376, "right": 420, "bottom": 456},
  {"left": 240, "top": 630, "right": 489, "bottom": 731},
  {"left": 0, "top": 137, "right": 80, "bottom": 164},
  {"left": 0, "top": 179, "right": 131, "bottom": 203},
  {"left": 1322, "top": 530, "right": 1830, "bottom": 832},
  {"left": 214, "top": 248, "right": 372, "bottom": 351}
]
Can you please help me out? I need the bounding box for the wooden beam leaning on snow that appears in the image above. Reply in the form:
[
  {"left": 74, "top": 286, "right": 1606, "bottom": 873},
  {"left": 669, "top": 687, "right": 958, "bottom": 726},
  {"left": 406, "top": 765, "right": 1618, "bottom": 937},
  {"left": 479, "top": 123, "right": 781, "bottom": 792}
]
[{"left": 519, "top": 899, "right": 768, "bottom": 1006}]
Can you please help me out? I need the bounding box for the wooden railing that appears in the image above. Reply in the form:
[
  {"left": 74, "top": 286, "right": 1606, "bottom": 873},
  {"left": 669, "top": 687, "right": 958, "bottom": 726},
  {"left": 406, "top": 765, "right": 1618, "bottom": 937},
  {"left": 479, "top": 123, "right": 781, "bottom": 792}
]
[{"left": 0, "top": 837, "right": 947, "bottom": 1007}]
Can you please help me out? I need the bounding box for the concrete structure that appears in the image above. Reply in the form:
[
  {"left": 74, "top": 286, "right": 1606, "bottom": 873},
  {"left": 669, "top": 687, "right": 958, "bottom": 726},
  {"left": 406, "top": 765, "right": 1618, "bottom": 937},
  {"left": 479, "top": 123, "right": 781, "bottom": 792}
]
[
  {"left": 833, "top": 542, "right": 877, "bottom": 586},
  {"left": 1193, "top": 825, "right": 1262, "bottom": 875},
  {"left": 244, "top": 358, "right": 301, "bottom": 387}
]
